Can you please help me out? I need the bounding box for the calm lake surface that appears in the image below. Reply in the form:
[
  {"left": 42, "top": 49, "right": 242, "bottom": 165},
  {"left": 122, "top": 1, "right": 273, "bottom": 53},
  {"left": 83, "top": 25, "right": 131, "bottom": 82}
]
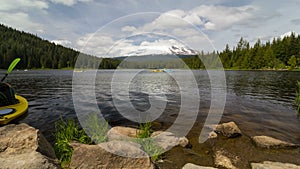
[{"left": 3, "top": 70, "right": 300, "bottom": 144}]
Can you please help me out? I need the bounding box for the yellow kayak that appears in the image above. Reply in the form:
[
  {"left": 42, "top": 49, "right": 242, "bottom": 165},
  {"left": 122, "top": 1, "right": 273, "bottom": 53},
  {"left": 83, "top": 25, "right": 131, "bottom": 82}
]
[
  {"left": 0, "top": 95, "right": 28, "bottom": 125},
  {"left": 151, "top": 69, "right": 163, "bottom": 72}
]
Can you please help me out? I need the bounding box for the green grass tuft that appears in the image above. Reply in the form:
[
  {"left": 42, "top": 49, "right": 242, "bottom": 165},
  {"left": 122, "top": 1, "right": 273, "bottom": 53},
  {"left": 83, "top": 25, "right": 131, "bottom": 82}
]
[
  {"left": 83, "top": 113, "right": 108, "bottom": 143},
  {"left": 136, "top": 121, "right": 164, "bottom": 162},
  {"left": 54, "top": 117, "right": 91, "bottom": 165},
  {"left": 54, "top": 113, "right": 109, "bottom": 167}
]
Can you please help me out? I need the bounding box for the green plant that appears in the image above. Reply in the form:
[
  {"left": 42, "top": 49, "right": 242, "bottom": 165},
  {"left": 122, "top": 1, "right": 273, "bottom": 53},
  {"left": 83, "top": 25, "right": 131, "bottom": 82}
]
[
  {"left": 136, "top": 121, "right": 164, "bottom": 162},
  {"left": 137, "top": 121, "right": 152, "bottom": 138},
  {"left": 84, "top": 113, "right": 108, "bottom": 143},
  {"left": 295, "top": 81, "right": 300, "bottom": 116},
  {"left": 54, "top": 117, "right": 91, "bottom": 165}
]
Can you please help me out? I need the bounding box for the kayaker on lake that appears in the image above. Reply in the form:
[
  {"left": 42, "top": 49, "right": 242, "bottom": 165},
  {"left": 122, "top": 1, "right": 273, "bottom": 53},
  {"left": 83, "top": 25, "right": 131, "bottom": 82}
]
[{"left": 0, "top": 82, "right": 18, "bottom": 106}]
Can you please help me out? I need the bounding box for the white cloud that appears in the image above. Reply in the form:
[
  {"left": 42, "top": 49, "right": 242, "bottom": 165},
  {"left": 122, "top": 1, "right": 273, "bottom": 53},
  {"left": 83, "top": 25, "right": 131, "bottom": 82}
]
[
  {"left": 76, "top": 31, "right": 189, "bottom": 57},
  {"left": 171, "top": 28, "right": 199, "bottom": 37},
  {"left": 0, "top": 0, "right": 48, "bottom": 11},
  {"left": 204, "top": 22, "right": 216, "bottom": 30},
  {"left": 50, "top": 0, "right": 93, "bottom": 6},
  {"left": 51, "top": 39, "right": 72, "bottom": 46},
  {"left": 0, "top": 12, "right": 44, "bottom": 34},
  {"left": 191, "top": 5, "right": 254, "bottom": 30}
]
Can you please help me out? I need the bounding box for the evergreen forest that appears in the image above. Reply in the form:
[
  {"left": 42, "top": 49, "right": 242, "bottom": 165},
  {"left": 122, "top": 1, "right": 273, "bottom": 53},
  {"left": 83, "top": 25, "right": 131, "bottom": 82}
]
[{"left": 0, "top": 24, "right": 299, "bottom": 70}]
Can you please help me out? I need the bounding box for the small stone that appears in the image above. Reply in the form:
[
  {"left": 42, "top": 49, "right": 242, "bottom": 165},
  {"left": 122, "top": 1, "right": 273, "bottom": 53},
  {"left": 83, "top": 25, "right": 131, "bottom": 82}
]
[
  {"left": 182, "top": 163, "right": 218, "bottom": 169},
  {"left": 252, "top": 136, "right": 299, "bottom": 149},
  {"left": 251, "top": 161, "right": 300, "bottom": 169},
  {"left": 107, "top": 126, "right": 141, "bottom": 141},
  {"left": 208, "top": 131, "right": 218, "bottom": 139},
  {"left": 151, "top": 131, "right": 189, "bottom": 150},
  {"left": 215, "top": 121, "right": 242, "bottom": 138},
  {"left": 214, "top": 150, "right": 237, "bottom": 169}
]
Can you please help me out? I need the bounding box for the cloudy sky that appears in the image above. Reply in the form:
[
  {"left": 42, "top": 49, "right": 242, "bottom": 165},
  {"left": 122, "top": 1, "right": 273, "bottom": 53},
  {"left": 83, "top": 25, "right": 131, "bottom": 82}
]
[{"left": 1, "top": 0, "right": 300, "bottom": 57}]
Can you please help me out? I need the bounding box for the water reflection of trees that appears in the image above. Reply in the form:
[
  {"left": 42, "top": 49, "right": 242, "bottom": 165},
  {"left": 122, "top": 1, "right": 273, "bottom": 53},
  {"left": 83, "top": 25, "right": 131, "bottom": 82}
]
[{"left": 229, "top": 71, "right": 300, "bottom": 105}]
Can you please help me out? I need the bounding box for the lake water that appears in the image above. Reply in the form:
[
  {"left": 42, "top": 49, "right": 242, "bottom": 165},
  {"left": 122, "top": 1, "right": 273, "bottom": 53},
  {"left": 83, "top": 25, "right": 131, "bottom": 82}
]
[{"left": 3, "top": 70, "right": 300, "bottom": 144}]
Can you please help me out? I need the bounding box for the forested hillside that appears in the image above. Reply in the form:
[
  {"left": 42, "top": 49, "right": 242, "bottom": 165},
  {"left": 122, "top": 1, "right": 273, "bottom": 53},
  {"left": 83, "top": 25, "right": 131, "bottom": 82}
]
[
  {"left": 0, "top": 23, "right": 299, "bottom": 70},
  {"left": 219, "top": 33, "right": 300, "bottom": 70},
  {"left": 0, "top": 24, "right": 119, "bottom": 69}
]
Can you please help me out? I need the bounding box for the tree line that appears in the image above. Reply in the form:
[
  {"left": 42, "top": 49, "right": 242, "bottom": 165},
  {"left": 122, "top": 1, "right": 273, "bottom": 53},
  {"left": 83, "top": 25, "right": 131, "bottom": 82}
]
[
  {"left": 218, "top": 33, "right": 300, "bottom": 70},
  {"left": 0, "top": 23, "right": 299, "bottom": 70},
  {"left": 0, "top": 24, "right": 118, "bottom": 69}
]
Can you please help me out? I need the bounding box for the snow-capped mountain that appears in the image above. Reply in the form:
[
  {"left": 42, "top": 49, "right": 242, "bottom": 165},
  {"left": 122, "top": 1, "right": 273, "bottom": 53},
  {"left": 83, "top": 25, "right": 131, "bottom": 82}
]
[
  {"left": 278, "top": 31, "right": 298, "bottom": 39},
  {"left": 122, "top": 45, "right": 199, "bottom": 56},
  {"left": 169, "top": 45, "right": 199, "bottom": 55}
]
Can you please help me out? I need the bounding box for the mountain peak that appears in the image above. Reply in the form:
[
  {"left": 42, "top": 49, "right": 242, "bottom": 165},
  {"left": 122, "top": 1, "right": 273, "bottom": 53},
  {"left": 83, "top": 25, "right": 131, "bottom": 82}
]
[
  {"left": 169, "top": 45, "right": 199, "bottom": 55},
  {"left": 279, "top": 31, "right": 298, "bottom": 39}
]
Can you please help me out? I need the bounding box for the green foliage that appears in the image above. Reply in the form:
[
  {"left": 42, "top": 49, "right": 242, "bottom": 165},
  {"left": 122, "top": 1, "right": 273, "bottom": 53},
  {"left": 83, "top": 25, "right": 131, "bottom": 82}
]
[
  {"left": 83, "top": 113, "right": 108, "bottom": 143},
  {"left": 0, "top": 24, "right": 120, "bottom": 69},
  {"left": 219, "top": 32, "right": 300, "bottom": 70},
  {"left": 136, "top": 122, "right": 164, "bottom": 162},
  {"left": 295, "top": 81, "right": 300, "bottom": 116},
  {"left": 288, "top": 55, "right": 297, "bottom": 70},
  {"left": 137, "top": 121, "right": 152, "bottom": 138},
  {"left": 54, "top": 117, "right": 91, "bottom": 165},
  {"left": 2, "top": 23, "right": 300, "bottom": 70}
]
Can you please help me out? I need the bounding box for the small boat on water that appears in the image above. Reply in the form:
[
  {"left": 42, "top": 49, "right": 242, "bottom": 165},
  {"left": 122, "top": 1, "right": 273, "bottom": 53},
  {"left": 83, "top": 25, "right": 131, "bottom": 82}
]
[
  {"left": 0, "top": 58, "right": 28, "bottom": 125},
  {"left": 150, "top": 69, "right": 173, "bottom": 73},
  {"left": 0, "top": 95, "right": 28, "bottom": 125},
  {"left": 151, "top": 69, "right": 163, "bottom": 73}
]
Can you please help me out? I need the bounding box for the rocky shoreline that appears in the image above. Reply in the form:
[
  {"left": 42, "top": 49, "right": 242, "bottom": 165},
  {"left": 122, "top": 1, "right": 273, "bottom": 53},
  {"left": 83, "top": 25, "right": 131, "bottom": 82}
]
[{"left": 0, "top": 122, "right": 300, "bottom": 169}]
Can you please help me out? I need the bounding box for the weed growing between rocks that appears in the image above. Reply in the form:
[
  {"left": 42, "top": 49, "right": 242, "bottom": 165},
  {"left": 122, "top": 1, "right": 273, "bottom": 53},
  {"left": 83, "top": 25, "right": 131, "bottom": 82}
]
[
  {"left": 136, "top": 121, "right": 164, "bottom": 162},
  {"left": 83, "top": 113, "right": 108, "bottom": 143},
  {"left": 54, "top": 117, "right": 91, "bottom": 166},
  {"left": 54, "top": 113, "right": 109, "bottom": 167}
]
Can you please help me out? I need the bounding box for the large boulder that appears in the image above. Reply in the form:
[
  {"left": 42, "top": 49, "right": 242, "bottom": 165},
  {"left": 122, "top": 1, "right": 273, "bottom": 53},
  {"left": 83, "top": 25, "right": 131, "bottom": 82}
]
[
  {"left": 182, "top": 163, "right": 217, "bottom": 169},
  {"left": 0, "top": 123, "right": 60, "bottom": 169},
  {"left": 107, "top": 126, "right": 141, "bottom": 141},
  {"left": 151, "top": 131, "right": 189, "bottom": 150},
  {"left": 215, "top": 122, "right": 242, "bottom": 138},
  {"left": 251, "top": 161, "right": 300, "bottom": 169},
  {"left": 70, "top": 141, "right": 155, "bottom": 169},
  {"left": 252, "top": 136, "right": 299, "bottom": 149}
]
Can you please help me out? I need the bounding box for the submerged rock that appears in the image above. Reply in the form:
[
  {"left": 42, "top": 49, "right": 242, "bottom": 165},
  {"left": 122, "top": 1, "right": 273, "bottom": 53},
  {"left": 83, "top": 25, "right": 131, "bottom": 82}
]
[
  {"left": 208, "top": 131, "right": 218, "bottom": 139},
  {"left": 215, "top": 121, "right": 242, "bottom": 138},
  {"left": 214, "top": 149, "right": 237, "bottom": 169},
  {"left": 182, "top": 163, "right": 217, "bottom": 169},
  {"left": 251, "top": 161, "right": 300, "bottom": 169},
  {"left": 252, "top": 135, "right": 299, "bottom": 149},
  {"left": 0, "top": 123, "right": 60, "bottom": 169},
  {"left": 151, "top": 131, "right": 189, "bottom": 150},
  {"left": 107, "top": 126, "right": 141, "bottom": 141},
  {"left": 70, "top": 141, "right": 155, "bottom": 169}
]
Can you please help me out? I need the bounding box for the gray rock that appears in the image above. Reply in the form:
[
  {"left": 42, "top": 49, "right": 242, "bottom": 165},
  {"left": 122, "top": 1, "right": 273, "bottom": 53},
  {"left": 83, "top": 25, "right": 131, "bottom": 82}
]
[
  {"left": 214, "top": 150, "right": 237, "bottom": 169},
  {"left": 107, "top": 126, "right": 141, "bottom": 141},
  {"left": 70, "top": 141, "right": 155, "bottom": 169},
  {"left": 0, "top": 123, "right": 60, "bottom": 169},
  {"left": 151, "top": 131, "right": 189, "bottom": 150},
  {"left": 182, "top": 163, "right": 218, "bottom": 169},
  {"left": 251, "top": 161, "right": 300, "bottom": 169},
  {"left": 215, "top": 121, "right": 242, "bottom": 138},
  {"left": 252, "top": 135, "right": 299, "bottom": 149}
]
